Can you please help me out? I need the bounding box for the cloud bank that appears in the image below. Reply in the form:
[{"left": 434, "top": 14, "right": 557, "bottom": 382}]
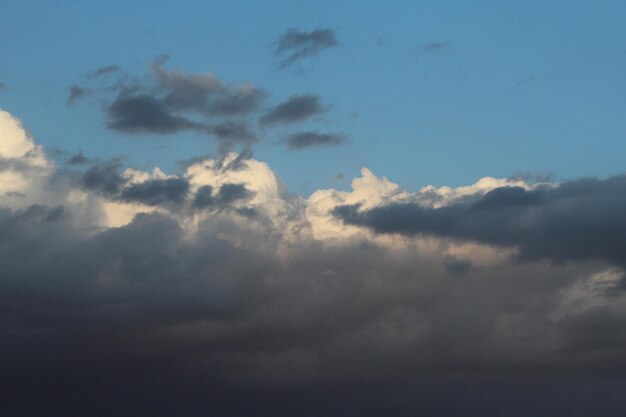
[{"left": 2, "top": 109, "right": 626, "bottom": 416}]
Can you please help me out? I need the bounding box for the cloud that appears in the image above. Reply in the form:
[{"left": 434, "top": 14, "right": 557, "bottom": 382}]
[
  {"left": 80, "top": 159, "right": 126, "bottom": 197},
  {"left": 5, "top": 108, "right": 626, "bottom": 415},
  {"left": 334, "top": 176, "right": 626, "bottom": 267},
  {"left": 66, "top": 84, "right": 91, "bottom": 105},
  {"left": 275, "top": 28, "right": 338, "bottom": 67},
  {"left": 211, "top": 121, "right": 257, "bottom": 143},
  {"left": 442, "top": 253, "right": 472, "bottom": 275},
  {"left": 120, "top": 177, "right": 190, "bottom": 206},
  {"left": 151, "top": 62, "right": 266, "bottom": 116},
  {"left": 0, "top": 109, "right": 51, "bottom": 203},
  {"left": 106, "top": 93, "right": 205, "bottom": 134},
  {"left": 67, "top": 59, "right": 274, "bottom": 149},
  {"left": 286, "top": 131, "right": 345, "bottom": 150},
  {"left": 192, "top": 183, "right": 254, "bottom": 210},
  {"left": 66, "top": 150, "right": 89, "bottom": 165},
  {"left": 90, "top": 64, "right": 121, "bottom": 78},
  {"left": 260, "top": 94, "right": 325, "bottom": 126}
]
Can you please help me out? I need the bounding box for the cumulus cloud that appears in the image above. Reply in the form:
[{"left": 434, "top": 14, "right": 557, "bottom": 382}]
[
  {"left": 0, "top": 110, "right": 52, "bottom": 206},
  {"left": 334, "top": 176, "right": 626, "bottom": 267},
  {"left": 3, "top": 108, "right": 626, "bottom": 415},
  {"left": 275, "top": 27, "right": 338, "bottom": 67}
]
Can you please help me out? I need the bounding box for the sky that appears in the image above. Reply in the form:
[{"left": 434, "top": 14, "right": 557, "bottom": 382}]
[{"left": 2, "top": 1, "right": 626, "bottom": 416}]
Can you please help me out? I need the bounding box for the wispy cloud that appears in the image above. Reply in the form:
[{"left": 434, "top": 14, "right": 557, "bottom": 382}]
[{"left": 275, "top": 27, "right": 338, "bottom": 67}]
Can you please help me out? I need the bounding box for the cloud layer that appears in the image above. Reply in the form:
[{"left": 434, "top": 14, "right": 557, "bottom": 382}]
[{"left": 2, "top": 109, "right": 626, "bottom": 416}]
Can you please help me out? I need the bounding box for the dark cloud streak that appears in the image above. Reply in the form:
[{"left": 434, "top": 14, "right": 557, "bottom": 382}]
[
  {"left": 90, "top": 64, "right": 121, "bottom": 78},
  {"left": 275, "top": 28, "right": 338, "bottom": 67},
  {"left": 286, "top": 131, "right": 345, "bottom": 150},
  {"left": 260, "top": 94, "right": 324, "bottom": 126}
]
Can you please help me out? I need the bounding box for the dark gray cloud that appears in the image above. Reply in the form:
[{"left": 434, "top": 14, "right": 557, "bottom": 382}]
[
  {"left": 192, "top": 183, "right": 254, "bottom": 209},
  {"left": 105, "top": 92, "right": 258, "bottom": 146},
  {"left": 216, "top": 183, "right": 253, "bottom": 204},
  {"left": 79, "top": 159, "right": 255, "bottom": 210},
  {"left": 192, "top": 185, "right": 215, "bottom": 208},
  {"left": 335, "top": 175, "right": 626, "bottom": 267},
  {"left": 81, "top": 159, "right": 126, "bottom": 197},
  {"left": 152, "top": 62, "right": 265, "bottom": 117},
  {"left": 9, "top": 105, "right": 626, "bottom": 415},
  {"left": 106, "top": 93, "right": 205, "bottom": 134},
  {"left": 66, "top": 150, "right": 89, "bottom": 165},
  {"left": 70, "top": 59, "right": 268, "bottom": 148},
  {"left": 153, "top": 63, "right": 221, "bottom": 111},
  {"left": 2, "top": 200, "right": 626, "bottom": 416},
  {"left": 286, "top": 131, "right": 345, "bottom": 150},
  {"left": 260, "top": 94, "right": 324, "bottom": 126},
  {"left": 120, "top": 178, "right": 190, "bottom": 206},
  {"left": 275, "top": 28, "right": 338, "bottom": 67}
]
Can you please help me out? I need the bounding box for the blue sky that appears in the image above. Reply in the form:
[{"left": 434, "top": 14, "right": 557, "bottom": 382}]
[{"left": 2, "top": 0, "right": 626, "bottom": 194}]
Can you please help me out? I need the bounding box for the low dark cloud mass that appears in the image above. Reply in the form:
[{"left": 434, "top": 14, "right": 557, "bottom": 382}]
[
  {"left": 4, "top": 109, "right": 626, "bottom": 416},
  {"left": 287, "top": 131, "right": 345, "bottom": 150},
  {"left": 261, "top": 94, "right": 324, "bottom": 126},
  {"left": 335, "top": 175, "right": 626, "bottom": 267},
  {"left": 2, "top": 200, "right": 626, "bottom": 416},
  {"left": 275, "top": 27, "right": 338, "bottom": 67}
]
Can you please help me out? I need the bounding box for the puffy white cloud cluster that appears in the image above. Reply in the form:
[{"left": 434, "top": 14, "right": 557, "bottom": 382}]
[{"left": 0, "top": 110, "right": 52, "bottom": 206}]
